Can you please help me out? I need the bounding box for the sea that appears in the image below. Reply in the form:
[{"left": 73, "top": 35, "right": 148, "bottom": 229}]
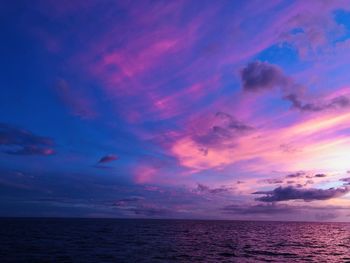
[{"left": 0, "top": 218, "right": 350, "bottom": 262}]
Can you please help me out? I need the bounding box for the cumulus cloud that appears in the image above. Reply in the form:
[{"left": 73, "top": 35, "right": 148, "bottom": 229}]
[
  {"left": 98, "top": 154, "right": 119, "bottom": 164},
  {"left": 253, "top": 186, "right": 349, "bottom": 202},
  {"left": 0, "top": 123, "right": 55, "bottom": 156}
]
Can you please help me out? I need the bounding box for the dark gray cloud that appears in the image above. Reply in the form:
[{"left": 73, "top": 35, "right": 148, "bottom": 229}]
[
  {"left": 240, "top": 61, "right": 287, "bottom": 92},
  {"left": 98, "top": 154, "right": 119, "bottom": 163},
  {"left": 253, "top": 186, "right": 349, "bottom": 202},
  {"left": 0, "top": 123, "right": 55, "bottom": 156}
]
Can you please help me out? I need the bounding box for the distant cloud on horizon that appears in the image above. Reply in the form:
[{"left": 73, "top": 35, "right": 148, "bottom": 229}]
[{"left": 253, "top": 186, "right": 350, "bottom": 202}]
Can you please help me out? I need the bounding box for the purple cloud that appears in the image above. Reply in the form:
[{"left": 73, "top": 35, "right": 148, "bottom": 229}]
[
  {"left": 286, "top": 171, "right": 305, "bottom": 178},
  {"left": 196, "top": 183, "right": 232, "bottom": 194},
  {"left": 240, "top": 61, "right": 287, "bottom": 92},
  {"left": 253, "top": 186, "right": 349, "bottom": 202},
  {"left": 241, "top": 61, "right": 350, "bottom": 113},
  {"left": 314, "top": 173, "right": 327, "bottom": 178},
  {"left": 0, "top": 123, "right": 55, "bottom": 156},
  {"left": 194, "top": 111, "right": 253, "bottom": 148},
  {"left": 222, "top": 203, "right": 294, "bottom": 215},
  {"left": 5, "top": 145, "right": 55, "bottom": 156},
  {"left": 98, "top": 154, "right": 119, "bottom": 164},
  {"left": 340, "top": 177, "right": 350, "bottom": 184},
  {"left": 113, "top": 196, "right": 145, "bottom": 207},
  {"left": 315, "top": 212, "right": 338, "bottom": 221},
  {"left": 284, "top": 93, "right": 350, "bottom": 112}
]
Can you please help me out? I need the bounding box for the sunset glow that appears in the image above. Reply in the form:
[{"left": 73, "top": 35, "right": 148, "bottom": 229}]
[{"left": 2, "top": 0, "right": 350, "bottom": 222}]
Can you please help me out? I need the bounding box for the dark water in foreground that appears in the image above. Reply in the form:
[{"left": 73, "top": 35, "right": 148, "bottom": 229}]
[{"left": 1, "top": 218, "right": 350, "bottom": 262}]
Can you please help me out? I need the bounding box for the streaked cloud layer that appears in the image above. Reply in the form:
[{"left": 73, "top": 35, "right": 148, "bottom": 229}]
[{"left": 1, "top": 0, "right": 350, "bottom": 221}]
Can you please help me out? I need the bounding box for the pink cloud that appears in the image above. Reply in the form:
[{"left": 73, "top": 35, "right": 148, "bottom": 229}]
[{"left": 134, "top": 166, "right": 158, "bottom": 184}]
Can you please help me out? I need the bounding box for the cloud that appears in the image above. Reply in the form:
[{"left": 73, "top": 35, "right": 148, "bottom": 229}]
[
  {"left": 222, "top": 203, "right": 294, "bottom": 215},
  {"left": 315, "top": 212, "right": 338, "bottom": 221},
  {"left": 340, "top": 177, "right": 350, "bottom": 185},
  {"left": 240, "top": 61, "right": 287, "bottom": 92},
  {"left": 5, "top": 146, "right": 55, "bottom": 156},
  {"left": 253, "top": 186, "right": 349, "bottom": 202},
  {"left": 170, "top": 111, "right": 254, "bottom": 170},
  {"left": 263, "top": 178, "right": 284, "bottom": 184},
  {"left": 241, "top": 61, "right": 350, "bottom": 113},
  {"left": 261, "top": 171, "right": 323, "bottom": 187},
  {"left": 284, "top": 93, "right": 350, "bottom": 112},
  {"left": 286, "top": 171, "right": 305, "bottom": 178},
  {"left": 98, "top": 154, "right": 119, "bottom": 164},
  {"left": 0, "top": 123, "right": 55, "bottom": 156},
  {"left": 129, "top": 206, "right": 169, "bottom": 216},
  {"left": 112, "top": 196, "right": 170, "bottom": 216},
  {"left": 113, "top": 196, "right": 145, "bottom": 207},
  {"left": 314, "top": 173, "right": 327, "bottom": 178},
  {"left": 194, "top": 111, "right": 253, "bottom": 148},
  {"left": 196, "top": 183, "right": 232, "bottom": 194}
]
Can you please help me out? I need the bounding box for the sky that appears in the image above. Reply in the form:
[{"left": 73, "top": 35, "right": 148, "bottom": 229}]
[{"left": 2, "top": 0, "right": 350, "bottom": 221}]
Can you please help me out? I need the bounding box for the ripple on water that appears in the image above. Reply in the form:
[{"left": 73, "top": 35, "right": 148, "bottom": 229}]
[{"left": 1, "top": 219, "right": 350, "bottom": 262}]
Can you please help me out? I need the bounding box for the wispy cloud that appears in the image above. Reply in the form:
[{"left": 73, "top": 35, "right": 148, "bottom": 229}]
[{"left": 0, "top": 123, "right": 55, "bottom": 156}]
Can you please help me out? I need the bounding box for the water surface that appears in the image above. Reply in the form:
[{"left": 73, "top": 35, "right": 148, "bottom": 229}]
[{"left": 1, "top": 218, "right": 350, "bottom": 262}]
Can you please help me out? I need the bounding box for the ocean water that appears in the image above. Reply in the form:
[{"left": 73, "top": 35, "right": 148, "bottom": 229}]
[{"left": 0, "top": 218, "right": 350, "bottom": 262}]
